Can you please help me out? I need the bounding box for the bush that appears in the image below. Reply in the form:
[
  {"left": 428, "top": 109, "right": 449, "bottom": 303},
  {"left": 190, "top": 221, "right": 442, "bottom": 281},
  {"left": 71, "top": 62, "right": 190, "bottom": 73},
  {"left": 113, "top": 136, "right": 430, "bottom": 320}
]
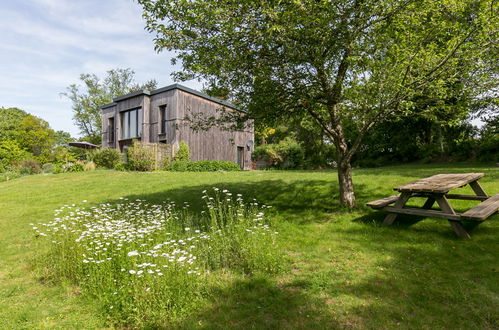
[
  {"left": 169, "top": 160, "right": 240, "bottom": 172},
  {"left": 84, "top": 161, "right": 96, "bottom": 171},
  {"left": 114, "top": 162, "right": 128, "bottom": 171},
  {"left": 19, "top": 159, "right": 41, "bottom": 174},
  {"left": 64, "top": 162, "right": 84, "bottom": 172},
  {"left": 252, "top": 138, "right": 304, "bottom": 169},
  {"left": 52, "top": 164, "right": 64, "bottom": 174},
  {"left": 169, "top": 160, "right": 189, "bottom": 172},
  {"left": 42, "top": 163, "right": 54, "bottom": 173},
  {"left": 127, "top": 142, "right": 155, "bottom": 171},
  {"left": 0, "top": 140, "right": 30, "bottom": 164},
  {"left": 87, "top": 148, "right": 122, "bottom": 169},
  {"left": 175, "top": 141, "right": 190, "bottom": 161},
  {"left": 19, "top": 166, "right": 32, "bottom": 175},
  {"left": 0, "top": 171, "right": 21, "bottom": 182},
  {"left": 160, "top": 156, "right": 171, "bottom": 170}
]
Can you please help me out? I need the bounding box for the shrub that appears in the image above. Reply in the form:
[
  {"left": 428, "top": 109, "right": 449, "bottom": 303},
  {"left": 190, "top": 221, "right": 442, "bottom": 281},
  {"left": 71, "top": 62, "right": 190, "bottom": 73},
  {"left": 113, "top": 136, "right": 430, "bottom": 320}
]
[
  {"left": 114, "top": 162, "right": 128, "bottom": 171},
  {"left": 160, "top": 156, "right": 171, "bottom": 170},
  {"left": 52, "top": 164, "right": 64, "bottom": 174},
  {"left": 252, "top": 138, "right": 304, "bottom": 169},
  {"left": 0, "top": 171, "right": 21, "bottom": 182},
  {"left": 19, "top": 159, "right": 41, "bottom": 174},
  {"left": 42, "top": 163, "right": 54, "bottom": 173},
  {"left": 0, "top": 140, "right": 30, "bottom": 164},
  {"left": 169, "top": 160, "right": 240, "bottom": 172},
  {"left": 127, "top": 142, "right": 155, "bottom": 171},
  {"left": 87, "top": 148, "right": 122, "bottom": 169},
  {"left": 19, "top": 166, "right": 32, "bottom": 175},
  {"left": 169, "top": 160, "right": 189, "bottom": 172},
  {"left": 275, "top": 137, "right": 305, "bottom": 168},
  {"left": 175, "top": 141, "right": 190, "bottom": 161},
  {"left": 84, "top": 161, "right": 96, "bottom": 171},
  {"left": 64, "top": 162, "right": 84, "bottom": 172}
]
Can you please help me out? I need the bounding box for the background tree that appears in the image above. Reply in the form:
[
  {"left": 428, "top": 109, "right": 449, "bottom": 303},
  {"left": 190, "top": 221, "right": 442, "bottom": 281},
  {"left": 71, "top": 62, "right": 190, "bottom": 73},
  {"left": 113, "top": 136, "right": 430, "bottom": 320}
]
[
  {"left": 17, "top": 115, "right": 56, "bottom": 156},
  {"left": 0, "top": 107, "right": 29, "bottom": 142},
  {"left": 63, "top": 68, "right": 157, "bottom": 144},
  {"left": 140, "top": 0, "right": 497, "bottom": 207}
]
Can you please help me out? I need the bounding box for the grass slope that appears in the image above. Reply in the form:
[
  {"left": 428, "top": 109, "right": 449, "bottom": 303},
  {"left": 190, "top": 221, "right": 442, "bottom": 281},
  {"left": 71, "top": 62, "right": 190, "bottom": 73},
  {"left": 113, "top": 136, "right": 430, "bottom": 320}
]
[{"left": 0, "top": 164, "right": 498, "bottom": 328}]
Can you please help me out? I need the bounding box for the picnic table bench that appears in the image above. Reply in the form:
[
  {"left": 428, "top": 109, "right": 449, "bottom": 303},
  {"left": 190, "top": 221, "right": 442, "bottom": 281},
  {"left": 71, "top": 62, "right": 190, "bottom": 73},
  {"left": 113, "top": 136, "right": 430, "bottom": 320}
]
[{"left": 367, "top": 173, "right": 499, "bottom": 238}]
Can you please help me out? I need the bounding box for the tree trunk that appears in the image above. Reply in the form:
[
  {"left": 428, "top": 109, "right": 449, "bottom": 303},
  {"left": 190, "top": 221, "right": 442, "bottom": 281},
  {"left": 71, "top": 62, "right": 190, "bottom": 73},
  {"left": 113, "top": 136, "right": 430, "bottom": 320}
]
[
  {"left": 337, "top": 156, "right": 356, "bottom": 208},
  {"left": 331, "top": 121, "right": 356, "bottom": 208}
]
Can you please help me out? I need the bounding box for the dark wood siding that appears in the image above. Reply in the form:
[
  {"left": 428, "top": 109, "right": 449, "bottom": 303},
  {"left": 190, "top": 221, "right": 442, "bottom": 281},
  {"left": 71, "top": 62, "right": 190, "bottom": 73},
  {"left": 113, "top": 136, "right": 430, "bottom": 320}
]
[{"left": 175, "top": 90, "right": 254, "bottom": 169}]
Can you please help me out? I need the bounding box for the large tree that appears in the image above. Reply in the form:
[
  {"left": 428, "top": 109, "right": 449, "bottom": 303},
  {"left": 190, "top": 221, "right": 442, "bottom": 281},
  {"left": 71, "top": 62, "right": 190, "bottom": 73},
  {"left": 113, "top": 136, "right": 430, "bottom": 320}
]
[
  {"left": 139, "top": 0, "right": 497, "bottom": 207},
  {"left": 63, "top": 68, "right": 157, "bottom": 144}
]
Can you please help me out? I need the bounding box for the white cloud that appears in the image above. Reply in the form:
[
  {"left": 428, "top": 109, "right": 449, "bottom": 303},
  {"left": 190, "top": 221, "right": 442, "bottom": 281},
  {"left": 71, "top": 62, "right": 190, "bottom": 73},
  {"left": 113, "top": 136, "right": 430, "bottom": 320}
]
[{"left": 0, "top": 0, "right": 201, "bottom": 137}]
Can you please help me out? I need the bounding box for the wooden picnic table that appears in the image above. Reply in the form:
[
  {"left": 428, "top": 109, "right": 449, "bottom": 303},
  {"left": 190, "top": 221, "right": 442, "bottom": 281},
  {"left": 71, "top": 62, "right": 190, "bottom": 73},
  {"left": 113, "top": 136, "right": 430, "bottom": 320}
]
[{"left": 367, "top": 173, "right": 499, "bottom": 238}]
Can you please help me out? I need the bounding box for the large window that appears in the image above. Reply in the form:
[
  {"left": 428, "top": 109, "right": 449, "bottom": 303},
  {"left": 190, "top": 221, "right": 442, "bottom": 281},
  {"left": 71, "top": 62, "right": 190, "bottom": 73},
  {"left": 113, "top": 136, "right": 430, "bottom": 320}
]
[{"left": 121, "top": 108, "right": 143, "bottom": 140}]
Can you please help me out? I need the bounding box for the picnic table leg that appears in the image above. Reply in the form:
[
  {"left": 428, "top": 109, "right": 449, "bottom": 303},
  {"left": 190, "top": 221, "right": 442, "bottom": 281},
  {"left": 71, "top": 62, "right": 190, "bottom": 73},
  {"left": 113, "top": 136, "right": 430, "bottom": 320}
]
[
  {"left": 435, "top": 194, "right": 471, "bottom": 239},
  {"left": 469, "top": 181, "right": 488, "bottom": 197},
  {"left": 422, "top": 197, "right": 435, "bottom": 209},
  {"left": 383, "top": 192, "right": 411, "bottom": 225}
]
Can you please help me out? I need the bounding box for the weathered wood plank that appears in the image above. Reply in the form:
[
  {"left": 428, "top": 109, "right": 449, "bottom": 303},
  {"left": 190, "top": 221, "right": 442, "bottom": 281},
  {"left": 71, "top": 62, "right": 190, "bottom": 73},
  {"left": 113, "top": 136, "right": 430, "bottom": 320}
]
[
  {"left": 445, "top": 194, "right": 489, "bottom": 201},
  {"left": 383, "top": 192, "right": 411, "bottom": 225},
  {"left": 366, "top": 195, "right": 400, "bottom": 209},
  {"left": 448, "top": 220, "right": 471, "bottom": 238},
  {"left": 469, "top": 180, "right": 488, "bottom": 197},
  {"left": 394, "top": 173, "right": 485, "bottom": 193},
  {"left": 461, "top": 194, "right": 499, "bottom": 221},
  {"left": 383, "top": 206, "right": 461, "bottom": 220}
]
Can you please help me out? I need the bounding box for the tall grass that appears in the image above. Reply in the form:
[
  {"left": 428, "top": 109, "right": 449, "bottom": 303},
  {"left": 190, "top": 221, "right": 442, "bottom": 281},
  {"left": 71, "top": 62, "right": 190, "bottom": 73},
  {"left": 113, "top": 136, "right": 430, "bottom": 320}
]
[{"left": 33, "top": 188, "right": 281, "bottom": 327}]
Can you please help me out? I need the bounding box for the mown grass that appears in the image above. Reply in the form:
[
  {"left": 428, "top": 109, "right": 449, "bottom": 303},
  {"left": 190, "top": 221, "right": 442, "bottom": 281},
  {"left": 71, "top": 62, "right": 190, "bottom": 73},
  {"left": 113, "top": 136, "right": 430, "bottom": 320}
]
[{"left": 0, "top": 163, "right": 498, "bottom": 328}]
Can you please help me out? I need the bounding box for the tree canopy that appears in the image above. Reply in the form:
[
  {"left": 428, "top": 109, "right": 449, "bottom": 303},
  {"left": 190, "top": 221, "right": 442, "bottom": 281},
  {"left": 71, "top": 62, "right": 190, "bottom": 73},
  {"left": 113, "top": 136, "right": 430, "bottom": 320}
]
[
  {"left": 140, "top": 0, "right": 498, "bottom": 207},
  {"left": 63, "top": 68, "right": 157, "bottom": 144}
]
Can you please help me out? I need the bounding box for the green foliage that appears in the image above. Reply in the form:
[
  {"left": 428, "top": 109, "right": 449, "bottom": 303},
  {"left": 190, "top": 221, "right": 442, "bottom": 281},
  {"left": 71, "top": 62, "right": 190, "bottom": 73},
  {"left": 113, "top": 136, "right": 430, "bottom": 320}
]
[
  {"left": 34, "top": 189, "right": 280, "bottom": 327},
  {"left": 0, "top": 107, "right": 29, "bottom": 141},
  {"left": 62, "top": 68, "right": 157, "bottom": 142},
  {"left": 253, "top": 138, "right": 304, "bottom": 169},
  {"left": 127, "top": 142, "right": 155, "bottom": 171},
  {"left": 139, "top": 0, "right": 497, "bottom": 206},
  {"left": 175, "top": 141, "right": 190, "bottom": 161},
  {"left": 41, "top": 163, "right": 54, "bottom": 174},
  {"left": 17, "top": 115, "right": 55, "bottom": 156},
  {"left": 18, "top": 159, "right": 41, "bottom": 175},
  {"left": 65, "top": 162, "right": 85, "bottom": 173},
  {"left": 160, "top": 156, "right": 171, "bottom": 170},
  {"left": 113, "top": 162, "right": 128, "bottom": 171},
  {"left": 0, "top": 171, "right": 20, "bottom": 182},
  {"left": 87, "top": 148, "right": 122, "bottom": 169},
  {"left": 0, "top": 140, "right": 30, "bottom": 165},
  {"left": 84, "top": 161, "right": 97, "bottom": 171},
  {"left": 169, "top": 160, "right": 240, "bottom": 172}
]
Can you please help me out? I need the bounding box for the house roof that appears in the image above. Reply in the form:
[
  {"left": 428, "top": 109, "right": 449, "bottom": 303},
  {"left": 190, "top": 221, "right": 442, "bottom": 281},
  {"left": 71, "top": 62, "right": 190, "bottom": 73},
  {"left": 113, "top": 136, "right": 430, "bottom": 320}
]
[
  {"left": 69, "top": 141, "right": 100, "bottom": 149},
  {"left": 100, "top": 83, "right": 240, "bottom": 110}
]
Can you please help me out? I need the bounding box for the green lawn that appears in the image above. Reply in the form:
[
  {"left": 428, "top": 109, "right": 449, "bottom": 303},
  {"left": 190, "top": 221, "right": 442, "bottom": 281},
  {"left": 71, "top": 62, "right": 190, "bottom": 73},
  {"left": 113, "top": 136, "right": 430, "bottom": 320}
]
[{"left": 1, "top": 164, "right": 498, "bottom": 328}]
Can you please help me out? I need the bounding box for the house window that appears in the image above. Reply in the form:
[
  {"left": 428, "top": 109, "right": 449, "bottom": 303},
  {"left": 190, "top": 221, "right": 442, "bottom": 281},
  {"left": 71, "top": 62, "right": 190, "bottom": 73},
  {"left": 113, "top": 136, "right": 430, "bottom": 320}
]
[
  {"left": 121, "top": 108, "right": 143, "bottom": 140},
  {"left": 159, "top": 105, "right": 167, "bottom": 134},
  {"left": 108, "top": 117, "right": 115, "bottom": 143}
]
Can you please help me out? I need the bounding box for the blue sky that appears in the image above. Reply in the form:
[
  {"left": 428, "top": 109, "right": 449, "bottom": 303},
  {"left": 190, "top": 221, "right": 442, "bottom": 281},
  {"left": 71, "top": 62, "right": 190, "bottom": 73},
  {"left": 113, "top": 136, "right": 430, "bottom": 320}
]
[{"left": 0, "top": 0, "right": 201, "bottom": 137}]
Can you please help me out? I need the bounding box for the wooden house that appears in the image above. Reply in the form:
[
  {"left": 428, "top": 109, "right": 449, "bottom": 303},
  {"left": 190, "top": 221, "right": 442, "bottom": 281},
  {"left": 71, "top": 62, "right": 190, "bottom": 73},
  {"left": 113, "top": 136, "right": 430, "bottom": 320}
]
[{"left": 101, "top": 84, "right": 254, "bottom": 170}]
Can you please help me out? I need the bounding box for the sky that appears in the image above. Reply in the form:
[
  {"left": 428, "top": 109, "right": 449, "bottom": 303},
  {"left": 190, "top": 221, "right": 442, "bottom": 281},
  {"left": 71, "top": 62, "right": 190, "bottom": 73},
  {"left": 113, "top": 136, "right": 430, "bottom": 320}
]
[{"left": 0, "top": 0, "right": 201, "bottom": 137}]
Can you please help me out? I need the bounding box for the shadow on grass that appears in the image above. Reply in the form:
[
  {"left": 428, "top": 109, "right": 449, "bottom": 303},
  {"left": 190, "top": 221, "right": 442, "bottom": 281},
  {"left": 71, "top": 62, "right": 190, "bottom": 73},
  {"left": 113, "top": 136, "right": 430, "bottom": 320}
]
[
  {"left": 98, "top": 174, "right": 498, "bottom": 328},
  {"left": 174, "top": 276, "right": 338, "bottom": 329},
  {"left": 114, "top": 179, "right": 372, "bottom": 225}
]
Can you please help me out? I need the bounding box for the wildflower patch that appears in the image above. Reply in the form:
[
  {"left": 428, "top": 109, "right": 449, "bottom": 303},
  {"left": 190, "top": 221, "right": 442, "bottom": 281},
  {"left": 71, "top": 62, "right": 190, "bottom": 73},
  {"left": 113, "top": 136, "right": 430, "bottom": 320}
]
[{"left": 32, "top": 188, "right": 281, "bottom": 327}]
